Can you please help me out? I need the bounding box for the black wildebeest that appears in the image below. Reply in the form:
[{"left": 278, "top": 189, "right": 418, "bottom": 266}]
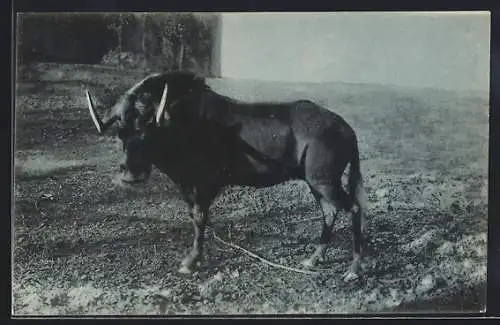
[{"left": 85, "top": 71, "right": 367, "bottom": 282}]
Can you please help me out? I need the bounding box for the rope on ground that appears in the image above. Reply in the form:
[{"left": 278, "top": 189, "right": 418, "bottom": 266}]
[{"left": 211, "top": 229, "right": 319, "bottom": 276}]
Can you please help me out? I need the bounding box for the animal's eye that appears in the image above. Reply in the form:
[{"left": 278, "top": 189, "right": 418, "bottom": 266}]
[{"left": 134, "top": 119, "right": 143, "bottom": 132}]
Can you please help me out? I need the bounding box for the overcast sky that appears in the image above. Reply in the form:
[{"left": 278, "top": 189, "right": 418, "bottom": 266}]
[{"left": 220, "top": 12, "right": 490, "bottom": 92}]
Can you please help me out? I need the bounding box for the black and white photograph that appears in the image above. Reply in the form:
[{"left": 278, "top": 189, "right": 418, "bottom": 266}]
[{"left": 13, "top": 11, "right": 489, "bottom": 315}]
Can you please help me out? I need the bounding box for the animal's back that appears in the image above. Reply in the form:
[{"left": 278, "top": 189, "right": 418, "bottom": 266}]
[
  {"left": 202, "top": 91, "right": 350, "bottom": 133},
  {"left": 289, "top": 99, "right": 356, "bottom": 142}
]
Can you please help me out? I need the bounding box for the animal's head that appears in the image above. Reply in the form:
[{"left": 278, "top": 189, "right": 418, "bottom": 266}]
[{"left": 85, "top": 71, "right": 206, "bottom": 185}]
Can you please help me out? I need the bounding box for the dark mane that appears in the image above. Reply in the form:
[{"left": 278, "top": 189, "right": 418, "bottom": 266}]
[{"left": 164, "top": 70, "right": 212, "bottom": 92}]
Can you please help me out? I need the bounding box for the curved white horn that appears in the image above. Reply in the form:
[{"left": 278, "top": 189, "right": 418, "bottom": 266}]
[
  {"left": 155, "top": 83, "right": 170, "bottom": 125},
  {"left": 85, "top": 90, "right": 118, "bottom": 134},
  {"left": 86, "top": 90, "right": 103, "bottom": 134}
]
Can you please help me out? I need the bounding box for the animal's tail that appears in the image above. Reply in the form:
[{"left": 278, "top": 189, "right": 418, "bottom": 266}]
[{"left": 347, "top": 140, "right": 368, "bottom": 225}]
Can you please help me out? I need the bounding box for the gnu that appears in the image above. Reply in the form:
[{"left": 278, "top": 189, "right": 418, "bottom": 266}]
[{"left": 85, "top": 71, "right": 368, "bottom": 282}]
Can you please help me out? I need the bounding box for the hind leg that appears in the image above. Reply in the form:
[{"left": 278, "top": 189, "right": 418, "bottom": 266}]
[
  {"left": 300, "top": 142, "right": 349, "bottom": 268},
  {"left": 300, "top": 141, "right": 363, "bottom": 281},
  {"left": 342, "top": 202, "right": 363, "bottom": 282},
  {"left": 301, "top": 183, "right": 347, "bottom": 268}
]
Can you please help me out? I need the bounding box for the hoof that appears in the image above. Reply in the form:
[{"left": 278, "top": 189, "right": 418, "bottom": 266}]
[
  {"left": 181, "top": 252, "right": 202, "bottom": 268},
  {"left": 301, "top": 258, "right": 315, "bottom": 269},
  {"left": 178, "top": 265, "right": 193, "bottom": 274},
  {"left": 342, "top": 270, "right": 359, "bottom": 282}
]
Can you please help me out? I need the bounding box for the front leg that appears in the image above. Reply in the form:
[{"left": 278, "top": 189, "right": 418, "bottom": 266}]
[{"left": 178, "top": 203, "right": 208, "bottom": 274}]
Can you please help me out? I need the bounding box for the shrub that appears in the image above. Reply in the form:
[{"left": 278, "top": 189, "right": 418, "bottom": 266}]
[{"left": 100, "top": 51, "right": 150, "bottom": 70}]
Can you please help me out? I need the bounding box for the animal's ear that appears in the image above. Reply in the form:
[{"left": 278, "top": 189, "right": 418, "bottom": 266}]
[{"left": 91, "top": 85, "right": 129, "bottom": 109}]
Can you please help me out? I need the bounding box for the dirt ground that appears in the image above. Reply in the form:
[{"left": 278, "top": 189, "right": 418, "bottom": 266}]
[{"left": 12, "top": 63, "right": 488, "bottom": 315}]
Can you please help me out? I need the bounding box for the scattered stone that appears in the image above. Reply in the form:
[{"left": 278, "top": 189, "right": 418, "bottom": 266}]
[
  {"left": 41, "top": 193, "right": 54, "bottom": 200},
  {"left": 375, "top": 188, "right": 389, "bottom": 198},
  {"left": 158, "top": 288, "right": 172, "bottom": 298},
  {"left": 436, "top": 241, "right": 455, "bottom": 255},
  {"left": 366, "top": 288, "right": 380, "bottom": 303},
  {"left": 402, "top": 229, "right": 441, "bottom": 253},
  {"left": 214, "top": 292, "right": 224, "bottom": 302},
  {"left": 213, "top": 272, "right": 223, "bottom": 282},
  {"left": 415, "top": 274, "right": 436, "bottom": 295},
  {"left": 405, "top": 264, "right": 415, "bottom": 271}
]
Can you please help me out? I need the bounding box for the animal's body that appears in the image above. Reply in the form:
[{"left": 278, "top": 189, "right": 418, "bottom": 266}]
[{"left": 85, "top": 71, "right": 367, "bottom": 281}]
